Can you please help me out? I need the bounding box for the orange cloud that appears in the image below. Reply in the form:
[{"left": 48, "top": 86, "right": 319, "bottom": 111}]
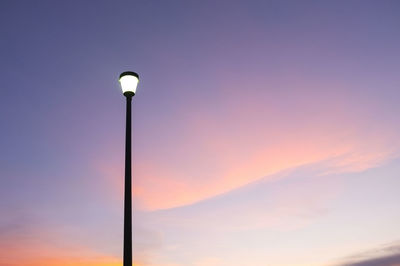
[
  {"left": 140, "top": 161, "right": 345, "bottom": 233},
  {"left": 131, "top": 122, "right": 396, "bottom": 210},
  {"left": 0, "top": 245, "right": 122, "bottom": 266},
  {"left": 94, "top": 79, "right": 400, "bottom": 211},
  {"left": 0, "top": 224, "right": 122, "bottom": 266},
  {"left": 1, "top": 257, "right": 121, "bottom": 266}
]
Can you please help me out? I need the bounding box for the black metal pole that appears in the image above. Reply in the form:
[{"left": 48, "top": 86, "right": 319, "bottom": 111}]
[{"left": 123, "top": 92, "right": 133, "bottom": 266}]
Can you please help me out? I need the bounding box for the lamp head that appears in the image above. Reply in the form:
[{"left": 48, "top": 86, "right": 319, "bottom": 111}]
[{"left": 119, "top": 71, "right": 139, "bottom": 96}]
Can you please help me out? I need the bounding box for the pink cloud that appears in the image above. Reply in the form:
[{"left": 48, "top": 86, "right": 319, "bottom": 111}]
[
  {"left": 94, "top": 77, "right": 400, "bottom": 211},
  {"left": 0, "top": 220, "right": 122, "bottom": 266},
  {"left": 0, "top": 237, "right": 122, "bottom": 266}
]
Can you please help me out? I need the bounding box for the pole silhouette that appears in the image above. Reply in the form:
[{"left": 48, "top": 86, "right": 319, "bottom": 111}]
[
  {"left": 119, "top": 71, "right": 139, "bottom": 266},
  {"left": 123, "top": 92, "right": 133, "bottom": 266}
]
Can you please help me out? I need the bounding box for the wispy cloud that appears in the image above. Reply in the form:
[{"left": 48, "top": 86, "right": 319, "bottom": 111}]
[
  {"left": 0, "top": 214, "right": 121, "bottom": 266},
  {"left": 95, "top": 128, "right": 397, "bottom": 212},
  {"left": 334, "top": 241, "right": 400, "bottom": 266},
  {"left": 137, "top": 160, "right": 343, "bottom": 233},
  {"left": 94, "top": 75, "right": 400, "bottom": 211}
]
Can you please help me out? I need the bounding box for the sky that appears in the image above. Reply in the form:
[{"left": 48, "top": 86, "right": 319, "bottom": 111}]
[{"left": 1, "top": 0, "right": 400, "bottom": 265}]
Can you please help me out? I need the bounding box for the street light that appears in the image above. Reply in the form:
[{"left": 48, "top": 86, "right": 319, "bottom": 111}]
[
  {"left": 120, "top": 71, "right": 139, "bottom": 95},
  {"left": 119, "top": 71, "right": 139, "bottom": 266}
]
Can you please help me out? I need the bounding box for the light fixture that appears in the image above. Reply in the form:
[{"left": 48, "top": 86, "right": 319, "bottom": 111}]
[{"left": 119, "top": 71, "right": 139, "bottom": 96}]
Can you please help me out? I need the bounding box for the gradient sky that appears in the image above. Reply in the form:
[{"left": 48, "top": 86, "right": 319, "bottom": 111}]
[{"left": 1, "top": 1, "right": 400, "bottom": 265}]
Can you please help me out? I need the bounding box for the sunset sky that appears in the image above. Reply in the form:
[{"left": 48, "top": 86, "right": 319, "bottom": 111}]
[{"left": 1, "top": 1, "right": 400, "bottom": 265}]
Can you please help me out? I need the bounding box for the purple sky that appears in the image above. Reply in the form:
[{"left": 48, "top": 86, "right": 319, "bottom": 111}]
[{"left": 1, "top": 1, "right": 400, "bottom": 265}]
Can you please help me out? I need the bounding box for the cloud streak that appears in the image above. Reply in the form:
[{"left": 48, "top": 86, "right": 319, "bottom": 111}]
[
  {"left": 136, "top": 159, "right": 346, "bottom": 234},
  {"left": 335, "top": 242, "right": 400, "bottom": 266},
  {"left": 94, "top": 73, "right": 400, "bottom": 211},
  {"left": 0, "top": 214, "right": 122, "bottom": 266}
]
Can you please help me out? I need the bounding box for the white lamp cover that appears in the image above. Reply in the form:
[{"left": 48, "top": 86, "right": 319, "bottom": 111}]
[{"left": 119, "top": 73, "right": 139, "bottom": 94}]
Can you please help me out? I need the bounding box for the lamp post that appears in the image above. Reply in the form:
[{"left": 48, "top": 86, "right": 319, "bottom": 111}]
[{"left": 119, "top": 71, "right": 139, "bottom": 266}]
